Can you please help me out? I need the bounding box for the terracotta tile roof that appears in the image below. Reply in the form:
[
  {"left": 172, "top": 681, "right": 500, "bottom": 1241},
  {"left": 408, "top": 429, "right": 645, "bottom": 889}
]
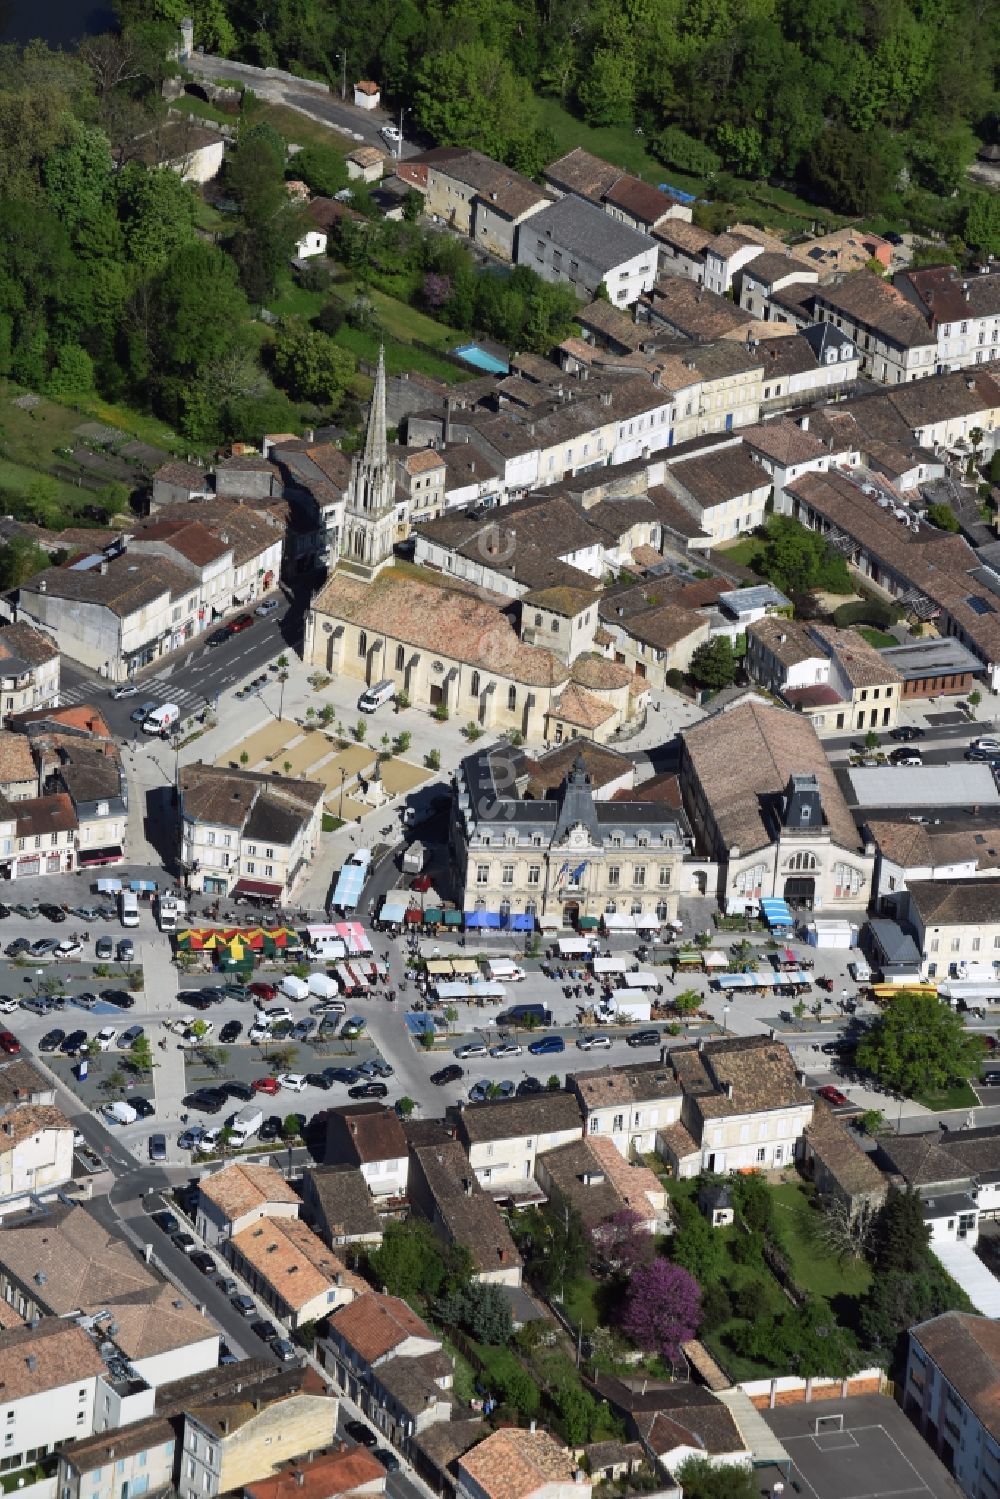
[
  {"left": 230, "top": 1218, "right": 363, "bottom": 1312},
  {"left": 409, "top": 1139, "right": 522, "bottom": 1276},
  {"left": 246, "top": 1445, "right": 387, "bottom": 1499},
  {"left": 652, "top": 221, "right": 714, "bottom": 256},
  {"left": 681, "top": 699, "right": 862, "bottom": 855},
  {"left": 375, "top": 1349, "right": 454, "bottom": 1414},
  {"left": 199, "top": 1162, "right": 299, "bottom": 1221},
  {"left": 180, "top": 763, "right": 322, "bottom": 833},
  {"left": 570, "top": 655, "right": 634, "bottom": 692},
  {"left": 186, "top": 1366, "right": 332, "bottom": 1439},
  {"left": 0, "top": 1060, "right": 51, "bottom": 1109},
  {"left": 867, "top": 817, "right": 1000, "bottom": 873},
  {"left": 20, "top": 552, "right": 192, "bottom": 619},
  {"left": 672, "top": 1035, "right": 812, "bottom": 1118},
  {"left": 805, "top": 1101, "right": 886, "bottom": 1197},
  {"left": 740, "top": 419, "right": 828, "bottom": 467},
  {"left": 906, "top": 875, "right": 1000, "bottom": 927},
  {"left": 153, "top": 460, "right": 208, "bottom": 489},
  {"left": 616, "top": 601, "right": 708, "bottom": 652},
  {"left": 810, "top": 623, "right": 902, "bottom": 689},
  {"left": 522, "top": 741, "right": 632, "bottom": 798},
  {"left": 105, "top": 1282, "right": 214, "bottom": 1360},
  {"left": 813, "top": 270, "right": 934, "bottom": 350},
  {"left": 603, "top": 176, "right": 676, "bottom": 226},
  {"left": 571, "top": 1062, "right": 681, "bottom": 1111},
  {"left": 327, "top": 1103, "right": 407, "bottom": 1165},
  {"left": 741, "top": 250, "right": 816, "bottom": 285},
  {"left": 329, "top": 1292, "right": 435, "bottom": 1363},
  {"left": 456, "top": 1092, "right": 583, "bottom": 1145},
  {"left": 656, "top": 1122, "right": 700, "bottom": 1161},
  {"left": 12, "top": 705, "right": 111, "bottom": 738},
  {"left": 311, "top": 570, "right": 570, "bottom": 689},
  {"left": 551, "top": 683, "right": 616, "bottom": 730},
  {"left": 0, "top": 623, "right": 58, "bottom": 670},
  {"left": 537, "top": 1137, "right": 662, "bottom": 1226},
  {"left": 413, "top": 1418, "right": 488, "bottom": 1474},
  {"left": 747, "top": 615, "right": 822, "bottom": 668},
  {"left": 912, "top": 1312, "right": 1000, "bottom": 1441},
  {"left": 0, "top": 1320, "right": 104, "bottom": 1399},
  {"left": 133, "top": 518, "right": 231, "bottom": 568},
  {"left": 15, "top": 793, "right": 76, "bottom": 840},
  {"left": 400, "top": 448, "right": 445, "bottom": 476},
  {"left": 647, "top": 276, "right": 754, "bottom": 340},
  {"left": 459, "top": 1428, "right": 580, "bottom": 1499},
  {"left": 0, "top": 1203, "right": 156, "bottom": 1313},
  {"left": 347, "top": 145, "right": 384, "bottom": 169},
  {"left": 543, "top": 146, "right": 622, "bottom": 202},
  {"left": 430, "top": 151, "right": 550, "bottom": 220},
  {"left": 668, "top": 447, "right": 770, "bottom": 511},
  {"left": 0, "top": 733, "right": 36, "bottom": 787},
  {"left": 0, "top": 1299, "right": 23, "bottom": 1330},
  {"left": 645, "top": 488, "right": 710, "bottom": 542},
  {"left": 0, "top": 1103, "right": 71, "bottom": 1151},
  {"left": 576, "top": 301, "right": 645, "bottom": 350}
]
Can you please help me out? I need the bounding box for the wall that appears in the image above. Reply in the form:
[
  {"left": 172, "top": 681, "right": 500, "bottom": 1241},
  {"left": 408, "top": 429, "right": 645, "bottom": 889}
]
[
  {"left": 181, "top": 1393, "right": 339, "bottom": 1499},
  {"left": 4, "top": 1377, "right": 96, "bottom": 1463},
  {"left": 196, "top": 1193, "right": 299, "bottom": 1246},
  {"left": 466, "top": 1122, "right": 583, "bottom": 1188},
  {"left": 740, "top": 1370, "right": 885, "bottom": 1409},
  {"left": 132, "top": 1333, "right": 220, "bottom": 1389},
  {"left": 0, "top": 1125, "right": 73, "bottom": 1200},
  {"left": 61, "top": 1436, "right": 176, "bottom": 1499}
]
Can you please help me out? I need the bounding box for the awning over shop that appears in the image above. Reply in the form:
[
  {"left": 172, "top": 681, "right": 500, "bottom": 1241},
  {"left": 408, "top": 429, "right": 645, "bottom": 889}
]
[
  {"left": 96, "top": 878, "right": 123, "bottom": 893},
  {"left": 602, "top": 913, "right": 638, "bottom": 931},
  {"left": 423, "top": 907, "right": 444, "bottom": 925},
  {"left": 232, "top": 879, "right": 283, "bottom": 899},
  {"left": 405, "top": 907, "right": 423, "bottom": 924},
  {"left": 538, "top": 913, "right": 562, "bottom": 931},
  {"left": 761, "top": 897, "right": 794, "bottom": 928},
  {"left": 379, "top": 900, "right": 408, "bottom": 925},
  {"left": 79, "top": 847, "right": 124, "bottom": 866},
  {"left": 508, "top": 914, "right": 534, "bottom": 931},
  {"left": 577, "top": 916, "right": 599, "bottom": 930},
  {"left": 130, "top": 880, "right": 157, "bottom": 893},
  {"left": 465, "top": 911, "right": 501, "bottom": 929},
  {"left": 333, "top": 920, "right": 372, "bottom": 954},
  {"left": 444, "top": 911, "right": 463, "bottom": 927}
]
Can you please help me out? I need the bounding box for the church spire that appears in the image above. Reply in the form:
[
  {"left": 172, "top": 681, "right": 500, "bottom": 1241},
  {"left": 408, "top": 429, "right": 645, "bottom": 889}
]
[{"left": 362, "top": 344, "right": 387, "bottom": 468}]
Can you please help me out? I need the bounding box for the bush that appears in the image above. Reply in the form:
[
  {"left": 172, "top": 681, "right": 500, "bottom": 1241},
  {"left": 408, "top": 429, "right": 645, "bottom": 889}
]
[
  {"left": 732, "top": 1278, "right": 771, "bottom": 1320},
  {"left": 832, "top": 599, "right": 897, "bottom": 629},
  {"left": 652, "top": 125, "right": 722, "bottom": 176},
  {"left": 665, "top": 668, "right": 686, "bottom": 691}
]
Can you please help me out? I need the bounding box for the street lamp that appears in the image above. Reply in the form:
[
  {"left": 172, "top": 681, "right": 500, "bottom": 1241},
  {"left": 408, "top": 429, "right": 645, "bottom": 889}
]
[
  {"left": 339, "top": 767, "right": 347, "bottom": 820},
  {"left": 335, "top": 51, "right": 347, "bottom": 101},
  {"left": 722, "top": 1003, "right": 730, "bottom": 1035},
  {"left": 397, "top": 106, "right": 407, "bottom": 160},
  {"left": 277, "top": 670, "right": 289, "bottom": 723}
]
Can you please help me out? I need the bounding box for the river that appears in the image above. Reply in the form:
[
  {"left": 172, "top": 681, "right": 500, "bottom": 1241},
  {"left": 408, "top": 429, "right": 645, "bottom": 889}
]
[{"left": 0, "top": 0, "right": 116, "bottom": 45}]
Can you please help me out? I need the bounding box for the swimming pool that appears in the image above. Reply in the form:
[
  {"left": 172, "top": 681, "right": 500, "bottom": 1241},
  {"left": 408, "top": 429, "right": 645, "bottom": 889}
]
[{"left": 453, "top": 342, "right": 510, "bottom": 375}]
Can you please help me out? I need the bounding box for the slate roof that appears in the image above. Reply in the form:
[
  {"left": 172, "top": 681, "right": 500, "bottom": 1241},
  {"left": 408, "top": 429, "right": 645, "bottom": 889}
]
[
  {"left": 911, "top": 1312, "right": 1000, "bottom": 1441},
  {"left": 681, "top": 698, "right": 862, "bottom": 854},
  {"left": 525, "top": 196, "right": 656, "bottom": 273},
  {"left": 455, "top": 1092, "right": 583, "bottom": 1144}
]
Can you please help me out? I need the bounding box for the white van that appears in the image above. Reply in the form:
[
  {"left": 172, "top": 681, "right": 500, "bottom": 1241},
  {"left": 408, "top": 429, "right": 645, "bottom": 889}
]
[
  {"left": 143, "top": 703, "right": 180, "bottom": 735},
  {"left": 281, "top": 975, "right": 310, "bottom": 1001},
  {"left": 119, "top": 890, "right": 139, "bottom": 928},
  {"left": 483, "top": 958, "right": 526, "bottom": 983},
  {"left": 358, "top": 679, "right": 395, "bottom": 714},
  {"left": 230, "top": 1105, "right": 263, "bottom": 1146},
  {"left": 307, "top": 972, "right": 339, "bottom": 999}
]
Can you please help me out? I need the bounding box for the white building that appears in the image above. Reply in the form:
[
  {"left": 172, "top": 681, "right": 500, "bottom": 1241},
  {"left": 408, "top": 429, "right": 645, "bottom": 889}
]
[
  {"left": 671, "top": 1036, "right": 815, "bottom": 1175},
  {"left": 0, "top": 1321, "right": 103, "bottom": 1465},
  {"left": 455, "top": 1093, "right": 583, "bottom": 1190},
  {"left": 903, "top": 877, "right": 1000, "bottom": 979},
  {"left": 569, "top": 1063, "right": 682, "bottom": 1159},
  {"left": 906, "top": 1312, "right": 1000, "bottom": 1496},
  {"left": 179, "top": 764, "right": 324, "bottom": 903},
  {"left": 516, "top": 196, "right": 658, "bottom": 306},
  {"left": 325, "top": 1104, "right": 409, "bottom": 1200},
  {"left": 0, "top": 1103, "right": 74, "bottom": 1212},
  {"left": 195, "top": 1162, "right": 301, "bottom": 1246}
]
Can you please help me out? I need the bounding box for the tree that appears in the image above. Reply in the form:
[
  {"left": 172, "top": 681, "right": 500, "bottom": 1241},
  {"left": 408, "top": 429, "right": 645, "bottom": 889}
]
[
  {"left": 0, "top": 538, "right": 51, "bottom": 589},
  {"left": 620, "top": 1257, "right": 701, "bottom": 1362},
  {"left": 226, "top": 124, "right": 305, "bottom": 302},
  {"left": 516, "top": 1192, "right": 587, "bottom": 1297},
  {"left": 965, "top": 193, "right": 1000, "bottom": 260},
  {"left": 856, "top": 992, "right": 983, "bottom": 1098},
  {"left": 676, "top": 1458, "right": 758, "bottom": 1499},
  {"left": 671, "top": 1203, "right": 726, "bottom": 1284},
  {"left": 758, "top": 516, "right": 852, "bottom": 596},
  {"left": 412, "top": 41, "right": 543, "bottom": 170},
  {"left": 272, "top": 319, "right": 354, "bottom": 404},
  {"left": 368, "top": 1219, "right": 472, "bottom": 1301},
  {"left": 117, "top": 161, "right": 198, "bottom": 272},
  {"left": 550, "top": 1377, "right": 599, "bottom": 1444},
  {"left": 461, "top": 1282, "right": 513, "bottom": 1344},
  {"left": 395, "top": 1095, "right": 415, "bottom": 1117},
  {"left": 129, "top": 1036, "right": 154, "bottom": 1074},
  {"left": 672, "top": 987, "right": 702, "bottom": 1016},
  {"left": 492, "top": 1358, "right": 539, "bottom": 1416},
  {"left": 291, "top": 144, "right": 348, "bottom": 198},
  {"left": 590, "top": 1208, "right": 655, "bottom": 1276},
  {"left": 869, "top": 1186, "right": 932, "bottom": 1275},
  {"left": 689, "top": 636, "right": 737, "bottom": 690},
  {"left": 730, "top": 1172, "right": 774, "bottom": 1235},
  {"left": 283, "top": 1112, "right": 302, "bottom": 1139},
  {"left": 926, "top": 502, "right": 960, "bottom": 531}
]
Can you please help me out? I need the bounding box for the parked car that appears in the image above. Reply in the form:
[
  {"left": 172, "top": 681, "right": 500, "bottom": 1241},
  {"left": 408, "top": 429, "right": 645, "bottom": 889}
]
[
  {"left": 981, "top": 1070, "right": 1000, "bottom": 1086},
  {"left": 374, "top": 1450, "right": 400, "bottom": 1474},
  {"left": 272, "top": 1338, "right": 297, "bottom": 1362},
  {"left": 348, "top": 1081, "right": 388, "bottom": 1099},
  {"left": 61, "top": 1029, "right": 87, "bottom": 1055},
  {"left": 178, "top": 1126, "right": 207, "bottom": 1149},
  {"left": 817, "top": 1084, "right": 848, "bottom": 1106},
  {"left": 324, "top": 1067, "right": 361, "bottom": 1085},
  {"left": 490, "top": 1041, "right": 522, "bottom": 1059},
  {"left": 132, "top": 1097, "right": 155, "bottom": 1119},
  {"left": 259, "top": 1116, "right": 282, "bottom": 1142},
  {"left": 220, "top": 1021, "right": 243, "bottom": 1044},
  {"left": 279, "top": 1073, "right": 307, "bottom": 1092},
  {"left": 230, "top": 1294, "right": 256, "bottom": 1317},
  {"left": 430, "top": 1064, "right": 463, "bottom": 1086},
  {"left": 251, "top": 1319, "right": 280, "bottom": 1345},
  {"left": 516, "top": 1076, "right": 543, "bottom": 1095},
  {"left": 230, "top": 613, "right": 254, "bottom": 633},
  {"left": 38, "top": 903, "right": 67, "bottom": 923},
  {"left": 345, "top": 1421, "right": 378, "bottom": 1449},
  {"left": 39, "top": 1028, "right": 65, "bottom": 1052},
  {"left": 223, "top": 1079, "right": 255, "bottom": 1102},
  {"left": 888, "top": 747, "right": 922, "bottom": 766},
  {"left": 4, "top": 939, "right": 29, "bottom": 958},
  {"left": 191, "top": 1251, "right": 216, "bottom": 1274},
  {"left": 626, "top": 1029, "right": 661, "bottom": 1048},
  {"left": 253, "top": 1076, "right": 281, "bottom": 1095},
  {"left": 171, "top": 1231, "right": 197, "bottom": 1253},
  {"left": 117, "top": 938, "right": 135, "bottom": 962},
  {"left": 207, "top": 627, "right": 231, "bottom": 647},
  {"left": 527, "top": 1035, "right": 565, "bottom": 1056},
  {"left": 250, "top": 981, "right": 277, "bottom": 1001},
  {"left": 888, "top": 725, "right": 925, "bottom": 741},
  {"left": 148, "top": 1133, "right": 167, "bottom": 1162},
  {"left": 255, "top": 597, "right": 280, "bottom": 617},
  {"left": 95, "top": 935, "right": 113, "bottom": 960},
  {"left": 455, "top": 1041, "right": 488, "bottom": 1059},
  {"left": 305, "top": 1071, "right": 333, "bottom": 1091},
  {"left": 410, "top": 873, "right": 433, "bottom": 892},
  {"left": 29, "top": 938, "right": 60, "bottom": 957},
  {"left": 577, "top": 1033, "right": 613, "bottom": 1051}
]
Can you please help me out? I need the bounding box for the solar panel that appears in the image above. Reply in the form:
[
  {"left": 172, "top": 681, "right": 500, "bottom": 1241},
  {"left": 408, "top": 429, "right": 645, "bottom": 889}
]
[{"left": 967, "top": 595, "right": 996, "bottom": 616}]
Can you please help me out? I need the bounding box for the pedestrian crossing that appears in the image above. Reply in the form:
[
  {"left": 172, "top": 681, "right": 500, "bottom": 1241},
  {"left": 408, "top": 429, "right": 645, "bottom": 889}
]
[{"left": 59, "top": 677, "right": 209, "bottom": 717}]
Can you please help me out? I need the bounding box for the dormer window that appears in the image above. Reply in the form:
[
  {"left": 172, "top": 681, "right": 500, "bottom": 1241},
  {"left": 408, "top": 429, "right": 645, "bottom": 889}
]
[{"left": 800, "top": 805, "right": 811, "bottom": 823}]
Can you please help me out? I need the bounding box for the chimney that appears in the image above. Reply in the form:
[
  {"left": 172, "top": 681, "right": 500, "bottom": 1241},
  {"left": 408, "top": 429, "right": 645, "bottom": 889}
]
[
  {"left": 725, "top": 1082, "right": 734, "bottom": 1099},
  {"left": 800, "top": 415, "right": 809, "bottom": 431},
  {"left": 296, "top": 1473, "right": 305, "bottom": 1488},
  {"left": 99, "top": 562, "right": 108, "bottom": 576},
  {"left": 304, "top": 428, "right": 315, "bottom": 443},
  {"left": 530, "top": 1420, "right": 537, "bottom": 1434},
  {"left": 778, "top": 632, "right": 786, "bottom": 644},
  {"left": 39, "top": 579, "right": 46, "bottom": 593},
  {"left": 26, "top": 1356, "right": 36, "bottom": 1373}
]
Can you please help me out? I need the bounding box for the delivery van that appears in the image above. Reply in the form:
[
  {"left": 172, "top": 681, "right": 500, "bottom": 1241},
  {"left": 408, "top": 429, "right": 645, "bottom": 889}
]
[
  {"left": 358, "top": 679, "right": 395, "bottom": 714},
  {"left": 143, "top": 703, "right": 180, "bottom": 735},
  {"left": 281, "top": 975, "right": 310, "bottom": 1001},
  {"left": 119, "top": 890, "right": 139, "bottom": 928},
  {"left": 230, "top": 1105, "right": 263, "bottom": 1146}
]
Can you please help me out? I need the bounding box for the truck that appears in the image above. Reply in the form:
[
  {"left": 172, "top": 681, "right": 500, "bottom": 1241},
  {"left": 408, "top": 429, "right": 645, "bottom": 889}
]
[
  {"left": 497, "top": 1002, "right": 552, "bottom": 1027},
  {"left": 143, "top": 703, "right": 180, "bottom": 735},
  {"left": 602, "top": 993, "right": 653, "bottom": 1024},
  {"left": 402, "top": 841, "right": 425, "bottom": 876},
  {"left": 102, "top": 1100, "right": 138, "bottom": 1126},
  {"left": 229, "top": 1105, "right": 263, "bottom": 1147},
  {"left": 483, "top": 958, "right": 526, "bottom": 983},
  {"left": 119, "top": 890, "right": 139, "bottom": 928},
  {"left": 155, "top": 890, "right": 186, "bottom": 933}
]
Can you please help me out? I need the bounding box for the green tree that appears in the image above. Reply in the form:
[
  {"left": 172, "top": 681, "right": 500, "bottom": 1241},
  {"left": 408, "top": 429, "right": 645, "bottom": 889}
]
[
  {"left": 672, "top": 987, "right": 702, "bottom": 1015},
  {"left": 758, "top": 516, "right": 852, "bottom": 596},
  {"left": 226, "top": 124, "right": 305, "bottom": 302},
  {"left": 461, "top": 1282, "right": 514, "bottom": 1344},
  {"left": 689, "top": 636, "right": 737, "bottom": 690},
  {"left": 492, "top": 1358, "right": 539, "bottom": 1416},
  {"left": 926, "top": 502, "right": 960, "bottom": 532},
  {"left": 730, "top": 1172, "right": 774, "bottom": 1235},
  {"left": 283, "top": 1112, "right": 302, "bottom": 1139},
  {"left": 129, "top": 1036, "right": 154, "bottom": 1074},
  {"left": 550, "top": 1377, "right": 598, "bottom": 1443},
  {"left": 0, "top": 538, "right": 52, "bottom": 589},
  {"left": 117, "top": 160, "right": 198, "bottom": 272},
  {"left": 965, "top": 193, "right": 1000, "bottom": 260},
  {"left": 869, "top": 1187, "right": 932, "bottom": 1275},
  {"left": 675, "top": 1458, "right": 758, "bottom": 1499},
  {"left": 856, "top": 991, "right": 983, "bottom": 1098},
  {"left": 413, "top": 41, "right": 542, "bottom": 169},
  {"left": 272, "top": 320, "right": 354, "bottom": 404},
  {"left": 671, "top": 1202, "right": 726, "bottom": 1283},
  {"left": 368, "top": 1219, "right": 472, "bottom": 1301},
  {"left": 291, "top": 143, "right": 348, "bottom": 198}
]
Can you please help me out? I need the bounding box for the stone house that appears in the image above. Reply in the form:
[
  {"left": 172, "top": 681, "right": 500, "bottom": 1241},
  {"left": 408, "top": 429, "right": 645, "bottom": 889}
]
[{"left": 195, "top": 1162, "right": 300, "bottom": 1246}]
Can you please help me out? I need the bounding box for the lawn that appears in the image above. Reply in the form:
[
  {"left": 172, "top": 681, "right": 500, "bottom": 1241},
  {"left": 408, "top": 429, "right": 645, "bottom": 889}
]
[
  {"left": 916, "top": 1079, "right": 980, "bottom": 1111},
  {"left": 333, "top": 323, "right": 470, "bottom": 383},
  {"left": 335, "top": 278, "right": 461, "bottom": 349},
  {"left": 769, "top": 1181, "right": 871, "bottom": 1300},
  {"left": 564, "top": 1275, "right": 600, "bottom": 1332},
  {"left": 717, "top": 533, "right": 766, "bottom": 569},
  {"left": 178, "top": 91, "right": 353, "bottom": 156},
  {"left": 267, "top": 271, "right": 329, "bottom": 321},
  {"left": 857, "top": 626, "right": 897, "bottom": 648}
]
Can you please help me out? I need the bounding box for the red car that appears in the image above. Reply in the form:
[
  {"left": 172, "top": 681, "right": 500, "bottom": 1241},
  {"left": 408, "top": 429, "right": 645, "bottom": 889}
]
[
  {"left": 817, "top": 1084, "right": 848, "bottom": 1107},
  {"left": 250, "top": 982, "right": 277, "bottom": 1001},
  {"left": 230, "top": 614, "right": 254, "bottom": 634},
  {"left": 0, "top": 1030, "right": 20, "bottom": 1055},
  {"left": 253, "top": 1076, "right": 280, "bottom": 1095},
  {"left": 410, "top": 874, "right": 433, "bottom": 893}
]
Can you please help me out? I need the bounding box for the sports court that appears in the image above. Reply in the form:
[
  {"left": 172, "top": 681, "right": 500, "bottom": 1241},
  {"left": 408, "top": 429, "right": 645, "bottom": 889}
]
[{"left": 760, "top": 1396, "right": 963, "bottom": 1499}]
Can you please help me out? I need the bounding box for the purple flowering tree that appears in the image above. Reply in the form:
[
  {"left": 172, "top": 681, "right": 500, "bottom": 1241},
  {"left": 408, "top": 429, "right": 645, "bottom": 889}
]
[
  {"left": 590, "top": 1208, "right": 655, "bottom": 1276},
  {"left": 620, "top": 1257, "right": 702, "bottom": 1362}
]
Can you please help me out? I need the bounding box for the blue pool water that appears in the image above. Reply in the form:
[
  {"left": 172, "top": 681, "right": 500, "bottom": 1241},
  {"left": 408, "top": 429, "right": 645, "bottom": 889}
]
[{"left": 453, "top": 343, "right": 510, "bottom": 375}]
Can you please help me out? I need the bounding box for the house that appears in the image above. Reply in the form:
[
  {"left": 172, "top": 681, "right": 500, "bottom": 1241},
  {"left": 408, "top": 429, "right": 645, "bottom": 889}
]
[
  {"left": 809, "top": 271, "right": 937, "bottom": 384},
  {"left": 740, "top": 415, "right": 856, "bottom": 509},
  {"left": 644, "top": 275, "right": 755, "bottom": 342},
  {"left": 456, "top": 1427, "right": 588, "bottom": 1499},
  {"left": 0, "top": 1102, "right": 74, "bottom": 1212},
  {"left": 300, "top": 1164, "right": 384, "bottom": 1250},
  {"left": 516, "top": 196, "right": 658, "bottom": 306},
  {"left": 0, "top": 1321, "right": 104, "bottom": 1465},
  {"left": 296, "top": 226, "right": 328, "bottom": 259},
  {"left": 134, "top": 116, "right": 225, "bottom": 182},
  {"left": 568, "top": 1061, "right": 682, "bottom": 1160},
  {"left": 412, "top": 1420, "right": 490, "bottom": 1499},
  {"left": 698, "top": 1181, "right": 734, "bottom": 1227},
  {"left": 652, "top": 220, "right": 716, "bottom": 281},
  {"left": 0, "top": 1060, "right": 55, "bottom": 1110},
  {"left": 679, "top": 700, "right": 874, "bottom": 914},
  {"left": 534, "top": 1136, "right": 666, "bottom": 1231},
  {"left": 866, "top": 814, "right": 1000, "bottom": 911},
  {"left": 14, "top": 706, "right": 129, "bottom": 868},
  {"left": 880, "top": 637, "right": 983, "bottom": 700},
  {"left": 353, "top": 80, "right": 380, "bottom": 109},
  {"left": 591, "top": 1376, "right": 752, "bottom": 1480},
  {"left": 542, "top": 147, "right": 624, "bottom": 204},
  {"left": 151, "top": 460, "right": 212, "bottom": 510},
  {"left": 450, "top": 745, "right": 690, "bottom": 931},
  {"left": 179, "top": 764, "right": 324, "bottom": 903},
  {"left": 905, "top": 1312, "right": 1000, "bottom": 1496},
  {"left": 602, "top": 177, "right": 690, "bottom": 234},
  {"left": 659, "top": 446, "right": 772, "bottom": 545},
  {"left": 407, "top": 1137, "right": 523, "bottom": 1285},
  {"left": 737, "top": 252, "right": 818, "bottom": 320},
  {"left": 902, "top": 876, "right": 1000, "bottom": 978},
  {"left": 801, "top": 1103, "right": 887, "bottom": 1220},
  {"left": 670, "top": 1035, "right": 815, "bottom": 1173},
  {"left": 0, "top": 624, "right": 60, "bottom": 724},
  {"left": 178, "top": 1365, "right": 339, "bottom": 1499},
  {"left": 325, "top": 1104, "right": 409, "bottom": 1200},
  {"left": 424, "top": 151, "right": 552, "bottom": 263},
  {"left": 663, "top": 340, "right": 765, "bottom": 441},
  {"left": 746, "top": 618, "right": 902, "bottom": 734},
  {"left": 0, "top": 1204, "right": 220, "bottom": 1389},
  {"left": 894, "top": 264, "right": 1000, "bottom": 374},
  {"left": 244, "top": 1445, "right": 388, "bottom": 1499},
  {"left": 10, "top": 792, "right": 77, "bottom": 879},
  {"left": 346, "top": 145, "right": 385, "bottom": 184},
  {"left": 796, "top": 226, "right": 894, "bottom": 277},
  {"left": 56, "top": 1418, "right": 177, "bottom": 1499},
  {"left": 226, "top": 1217, "right": 362, "bottom": 1329},
  {"left": 582, "top": 1442, "right": 646, "bottom": 1485},
  {"left": 195, "top": 1162, "right": 300, "bottom": 1245},
  {"left": 322, "top": 1292, "right": 452, "bottom": 1451},
  {"left": 453, "top": 1092, "right": 583, "bottom": 1194},
  {"left": 0, "top": 732, "right": 39, "bottom": 801}
]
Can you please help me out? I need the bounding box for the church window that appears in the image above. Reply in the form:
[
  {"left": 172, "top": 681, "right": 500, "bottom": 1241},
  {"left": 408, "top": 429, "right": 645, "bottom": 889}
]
[{"left": 358, "top": 632, "right": 367, "bottom": 656}]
